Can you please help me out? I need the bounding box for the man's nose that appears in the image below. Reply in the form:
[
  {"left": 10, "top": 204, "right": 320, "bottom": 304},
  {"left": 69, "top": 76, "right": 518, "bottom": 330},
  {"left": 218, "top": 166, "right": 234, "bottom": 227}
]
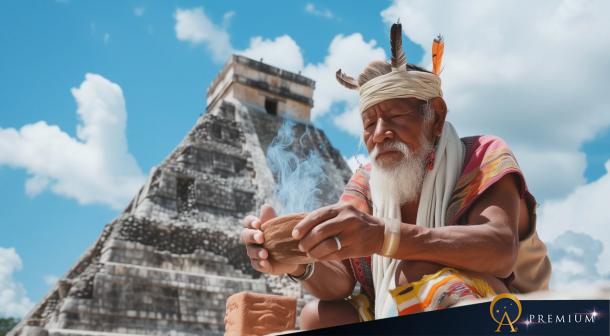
[{"left": 372, "top": 118, "right": 394, "bottom": 143}]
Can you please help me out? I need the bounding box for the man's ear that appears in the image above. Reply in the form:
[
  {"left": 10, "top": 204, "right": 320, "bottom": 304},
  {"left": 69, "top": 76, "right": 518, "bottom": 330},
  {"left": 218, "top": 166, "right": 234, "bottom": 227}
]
[{"left": 430, "top": 97, "right": 447, "bottom": 137}]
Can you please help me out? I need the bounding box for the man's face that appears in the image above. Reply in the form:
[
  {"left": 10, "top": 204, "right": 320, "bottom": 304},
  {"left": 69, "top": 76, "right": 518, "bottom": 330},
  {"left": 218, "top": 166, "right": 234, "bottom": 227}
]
[{"left": 362, "top": 98, "right": 432, "bottom": 167}]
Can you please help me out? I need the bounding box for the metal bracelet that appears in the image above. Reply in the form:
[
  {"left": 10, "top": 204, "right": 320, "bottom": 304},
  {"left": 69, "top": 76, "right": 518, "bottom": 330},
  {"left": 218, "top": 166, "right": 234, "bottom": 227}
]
[{"left": 286, "top": 263, "right": 315, "bottom": 282}]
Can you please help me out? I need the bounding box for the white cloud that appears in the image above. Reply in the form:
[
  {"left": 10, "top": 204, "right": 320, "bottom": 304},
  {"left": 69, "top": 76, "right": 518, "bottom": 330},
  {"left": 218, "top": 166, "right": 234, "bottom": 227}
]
[
  {"left": 0, "top": 247, "right": 33, "bottom": 317},
  {"left": 43, "top": 275, "right": 59, "bottom": 287},
  {"left": 545, "top": 231, "right": 610, "bottom": 289},
  {"left": 24, "top": 175, "right": 51, "bottom": 197},
  {"left": 0, "top": 73, "right": 146, "bottom": 209},
  {"left": 510, "top": 147, "right": 587, "bottom": 202},
  {"left": 133, "top": 6, "right": 145, "bottom": 17},
  {"left": 305, "top": 3, "right": 335, "bottom": 19},
  {"left": 174, "top": 7, "right": 233, "bottom": 63},
  {"left": 173, "top": 7, "right": 302, "bottom": 71},
  {"left": 381, "top": 0, "right": 610, "bottom": 201},
  {"left": 302, "top": 33, "right": 386, "bottom": 126},
  {"left": 222, "top": 11, "right": 235, "bottom": 28},
  {"left": 332, "top": 105, "right": 363, "bottom": 137},
  {"left": 238, "top": 35, "right": 304, "bottom": 73},
  {"left": 103, "top": 33, "right": 110, "bottom": 44},
  {"left": 537, "top": 160, "right": 610, "bottom": 276}
]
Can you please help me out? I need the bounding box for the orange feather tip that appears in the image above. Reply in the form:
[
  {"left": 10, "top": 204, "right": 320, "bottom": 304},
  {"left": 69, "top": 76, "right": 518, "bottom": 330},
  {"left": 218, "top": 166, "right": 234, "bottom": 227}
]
[{"left": 431, "top": 34, "right": 445, "bottom": 75}]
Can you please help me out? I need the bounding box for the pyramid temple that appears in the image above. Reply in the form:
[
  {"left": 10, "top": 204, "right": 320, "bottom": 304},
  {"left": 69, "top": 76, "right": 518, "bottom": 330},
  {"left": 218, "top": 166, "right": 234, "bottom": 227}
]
[{"left": 10, "top": 55, "right": 353, "bottom": 336}]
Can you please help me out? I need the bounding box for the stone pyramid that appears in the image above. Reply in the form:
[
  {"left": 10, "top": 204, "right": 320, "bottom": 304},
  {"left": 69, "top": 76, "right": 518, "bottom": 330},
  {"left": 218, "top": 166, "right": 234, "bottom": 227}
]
[{"left": 10, "top": 55, "right": 353, "bottom": 336}]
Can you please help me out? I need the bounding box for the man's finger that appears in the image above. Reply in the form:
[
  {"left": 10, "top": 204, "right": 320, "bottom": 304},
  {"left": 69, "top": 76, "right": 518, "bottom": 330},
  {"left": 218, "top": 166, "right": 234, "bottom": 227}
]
[
  {"left": 314, "top": 245, "right": 355, "bottom": 262},
  {"left": 240, "top": 228, "right": 264, "bottom": 245},
  {"left": 246, "top": 245, "right": 269, "bottom": 259},
  {"left": 292, "top": 205, "right": 338, "bottom": 239},
  {"left": 243, "top": 215, "right": 258, "bottom": 229},
  {"left": 307, "top": 236, "right": 344, "bottom": 260},
  {"left": 251, "top": 259, "right": 273, "bottom": 273},
  {"left": 258, "top": 260, "right": 275, "bottom": 273},
  {"left": 259, "top": 204, "right": 277, "bottom": 223},
  {"left": 250, "top": 259, "right": 264, "bottom": 272},
  {"left": 298, "top": 217, "right": 347, "bottom": 252}
]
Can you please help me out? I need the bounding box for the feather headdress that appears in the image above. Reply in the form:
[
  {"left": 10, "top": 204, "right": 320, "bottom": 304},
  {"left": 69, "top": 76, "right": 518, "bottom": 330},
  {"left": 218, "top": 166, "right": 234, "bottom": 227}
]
[{"left": 335, "top": 21, "right": 445, "bottom": 90}]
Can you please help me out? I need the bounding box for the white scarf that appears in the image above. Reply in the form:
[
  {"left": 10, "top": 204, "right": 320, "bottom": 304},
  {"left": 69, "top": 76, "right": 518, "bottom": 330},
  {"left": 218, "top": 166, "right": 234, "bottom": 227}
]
[{"left": 370, "top": 121, "right": 465, "bottom": 318}]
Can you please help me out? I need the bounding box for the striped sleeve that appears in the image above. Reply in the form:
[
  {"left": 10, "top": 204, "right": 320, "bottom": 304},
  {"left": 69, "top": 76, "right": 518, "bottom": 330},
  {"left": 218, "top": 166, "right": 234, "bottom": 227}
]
[{"left": 339, "top": 163, "right": 372, "bottom": 214}]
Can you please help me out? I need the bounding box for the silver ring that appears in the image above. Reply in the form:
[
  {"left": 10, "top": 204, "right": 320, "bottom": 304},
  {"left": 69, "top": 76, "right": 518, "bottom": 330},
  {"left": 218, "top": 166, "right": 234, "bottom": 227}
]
[{"left": 333, "top": 236, "right": 342, "bottom": 251}]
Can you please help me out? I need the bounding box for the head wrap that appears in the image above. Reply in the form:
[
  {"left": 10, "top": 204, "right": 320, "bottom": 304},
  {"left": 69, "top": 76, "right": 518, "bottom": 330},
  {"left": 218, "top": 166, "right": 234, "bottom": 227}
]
[{"left": 358, "top": 70, "right": 442, "bottom": 114}]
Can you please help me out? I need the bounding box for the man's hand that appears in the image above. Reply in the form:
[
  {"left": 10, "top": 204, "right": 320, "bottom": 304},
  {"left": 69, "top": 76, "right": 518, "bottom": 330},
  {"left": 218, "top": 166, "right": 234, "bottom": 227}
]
[
  {"left": 292, "top": 203, "right": 385, "bottom": 261},
  {"left": 240, "top": 204, "right": 302, "bottom": 276}
]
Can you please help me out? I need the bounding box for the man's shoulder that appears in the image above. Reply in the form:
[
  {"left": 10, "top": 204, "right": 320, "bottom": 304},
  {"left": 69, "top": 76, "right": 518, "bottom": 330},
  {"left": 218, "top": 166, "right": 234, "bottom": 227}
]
[
  {"left": 449, "top": 134, "right": 529, "bottom": 225},
  {"left": 461, "top": 134, "right": 516, "bottom": 166},
  {"left": 461, "top": 134, "right": 511, "bottom": 152}
]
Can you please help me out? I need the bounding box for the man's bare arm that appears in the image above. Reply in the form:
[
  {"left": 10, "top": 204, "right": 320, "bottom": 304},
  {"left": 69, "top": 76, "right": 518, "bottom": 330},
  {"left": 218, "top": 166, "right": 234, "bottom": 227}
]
[
  {"left": 293, "top": 175, "right": 521, "bottom": 278},
  {"left": 391, "top": 174, "right": 521, "bottom": 278},
  {"left": 290, "top": 260, "right": 356, "bottom": 301}
]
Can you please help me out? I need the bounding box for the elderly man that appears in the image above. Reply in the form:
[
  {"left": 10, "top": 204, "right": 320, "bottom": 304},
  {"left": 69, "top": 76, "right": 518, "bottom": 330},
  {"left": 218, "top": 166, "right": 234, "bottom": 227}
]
[{"left": 241, "top": 23, "right": 551, "bottom": 329}]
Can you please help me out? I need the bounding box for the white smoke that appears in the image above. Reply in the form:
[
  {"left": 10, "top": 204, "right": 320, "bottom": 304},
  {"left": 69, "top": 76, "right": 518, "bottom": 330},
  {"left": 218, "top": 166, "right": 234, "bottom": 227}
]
[{"left": 266, "top": 121, "right": 326, "bottom": 214}]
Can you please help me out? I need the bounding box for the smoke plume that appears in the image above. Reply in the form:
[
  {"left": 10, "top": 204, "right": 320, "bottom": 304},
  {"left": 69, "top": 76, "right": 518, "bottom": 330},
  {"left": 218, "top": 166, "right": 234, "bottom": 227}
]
[{"left": 266, "top": 121, "right": 326, "bottom": 214}]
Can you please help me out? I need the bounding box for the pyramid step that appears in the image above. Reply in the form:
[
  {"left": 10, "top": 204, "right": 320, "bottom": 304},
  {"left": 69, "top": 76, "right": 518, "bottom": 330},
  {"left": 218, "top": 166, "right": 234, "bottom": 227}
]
[{"left": 101, "top": 240, "right": 250, "bottom": 278}]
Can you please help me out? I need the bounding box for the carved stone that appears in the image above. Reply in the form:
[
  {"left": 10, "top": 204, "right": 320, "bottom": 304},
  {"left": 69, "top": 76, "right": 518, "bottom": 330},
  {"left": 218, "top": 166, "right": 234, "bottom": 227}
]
[{"left": 224, "top": 291, "right": 296, "bottom": 336}]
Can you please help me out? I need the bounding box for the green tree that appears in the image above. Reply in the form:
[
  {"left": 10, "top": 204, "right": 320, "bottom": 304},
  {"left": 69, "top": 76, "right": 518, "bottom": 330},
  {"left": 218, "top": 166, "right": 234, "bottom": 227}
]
[{"left": 0, "top": 317, "right": 19, "bottom": 336}]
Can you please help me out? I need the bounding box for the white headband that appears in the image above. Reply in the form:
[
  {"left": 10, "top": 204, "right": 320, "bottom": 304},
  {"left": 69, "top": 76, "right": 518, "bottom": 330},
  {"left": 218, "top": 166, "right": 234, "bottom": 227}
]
[{"left": 358, "top": 69, "right": 443, "bottom": 114}]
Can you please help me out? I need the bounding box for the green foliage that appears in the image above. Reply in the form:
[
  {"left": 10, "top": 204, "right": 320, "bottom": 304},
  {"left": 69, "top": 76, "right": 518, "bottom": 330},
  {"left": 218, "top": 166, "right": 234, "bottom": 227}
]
[{"left": 0, "top": 317, "right": 19, "bottom": 336}]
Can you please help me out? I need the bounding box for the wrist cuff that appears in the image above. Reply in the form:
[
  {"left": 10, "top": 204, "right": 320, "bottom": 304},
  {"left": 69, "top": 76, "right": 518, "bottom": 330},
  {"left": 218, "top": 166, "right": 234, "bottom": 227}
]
[{"left": 380, "top": 218, "right": 401, "bottom": 257}]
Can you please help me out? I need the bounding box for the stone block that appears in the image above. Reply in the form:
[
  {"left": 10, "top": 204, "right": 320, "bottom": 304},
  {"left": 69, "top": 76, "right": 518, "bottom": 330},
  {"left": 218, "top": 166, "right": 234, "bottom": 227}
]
[{"left": 224, "top": 291, "right": 296, "bottom": 336}]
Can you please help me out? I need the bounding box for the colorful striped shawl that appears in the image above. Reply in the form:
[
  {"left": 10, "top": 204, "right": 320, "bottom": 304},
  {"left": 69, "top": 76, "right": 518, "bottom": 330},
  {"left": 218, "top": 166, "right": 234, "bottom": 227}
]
[{"left": 340, "top": 135, "right": 537, "bottom": 305}]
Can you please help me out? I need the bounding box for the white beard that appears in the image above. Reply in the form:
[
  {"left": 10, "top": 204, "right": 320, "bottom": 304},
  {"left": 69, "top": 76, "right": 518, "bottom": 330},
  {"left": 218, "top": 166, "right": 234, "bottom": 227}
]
[{"left": 369, "top": 138, "right": 432, "bottom": 212}]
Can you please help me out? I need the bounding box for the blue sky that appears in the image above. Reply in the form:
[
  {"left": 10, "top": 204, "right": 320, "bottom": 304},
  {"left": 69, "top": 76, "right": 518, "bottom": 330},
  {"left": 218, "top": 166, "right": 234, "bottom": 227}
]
[{"left": 1, "top": 1, "right": 609, "bottom": 317}]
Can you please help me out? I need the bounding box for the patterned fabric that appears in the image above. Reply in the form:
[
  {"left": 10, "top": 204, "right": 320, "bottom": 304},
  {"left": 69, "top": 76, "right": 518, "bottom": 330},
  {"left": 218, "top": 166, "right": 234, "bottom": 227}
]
[
  {"left": 340, "top": 163, "right": 373, "bottom": 214},
  {"left": 445, "top": 136, "right": 530, "bottom": 226},
  {"left": 340, "top": 135, "right": 537, "bottom": 308},
  {"left": 389, "top": 268, "right": 496, "bottom": 316}
]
